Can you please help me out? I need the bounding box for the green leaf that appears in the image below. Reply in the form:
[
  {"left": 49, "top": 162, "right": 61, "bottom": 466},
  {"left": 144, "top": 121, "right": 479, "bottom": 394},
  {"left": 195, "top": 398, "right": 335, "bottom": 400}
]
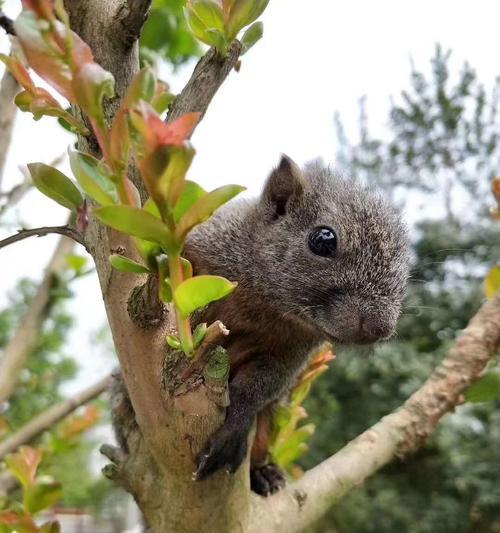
[
  {"left": 24, "top": 476, "right": 62, "bottom": 514},
  {"left": 156, "top": 254, "right": 173, "bottom": 302},
  {"left": 166, "top": 335, "right": 181, "bottom": 349},
  {"left": 109, "top": 254, "right": 151, "bottom": 274},
  {"left": 464, "top": 372, "right": 500, "bottom": 403},
  {"left": 291, "top": 381, "right": 311, "bottom": 406},
  {"left": 124, "top": 66, "right": 156, "bottom": 106},
  {"left": 181, "top": 257, "right": 193, "bottom": 279},
  {"left": 5, "top": 447, "right": 43, "bottom": 488},
  {"left": 226, "top": 0, "right": 269, "bottom": 39},
  {"left": 273, "top": 405, "right": 293, "bottom": 430},
  {"left": 134, "top": 237, "right": 163, "bottom": 268},
  {"left": 193, "top": 322, "right": 207, "bottom": 347},
  {"left": 176, "top": 184, "right": 245, "bottom": 239},
  {"left": 69, "top": 151, "right": 116, "bottom": 205},
  {"left": 173, "top": 275, "right": 237, "bottom": 318},
  {"left": 66, "top": 254, "right": 87, "bottom": 273},
  {"left": 184, "top": 1, "right": 225, "bottom": 48},
  {"left": 485, "top": 265, "right": 500, "bottom": 299},
  {"left": 94, "top": 206, "right": 177, "bottom": 252},
  {"left": 240, "top": 21, "right": 263, "bottom": 54},
  {"left": 73, "top": 63, "right": 115, "bottom": 125},
  {"left": 173, "top": 180, "right": 206, "bottom": 221},
  {"left": 152, "top": 91, "right": 175, "bottom": 114},
  {"left": 28, "top": 163, "right": 84, "bottom": 211}
]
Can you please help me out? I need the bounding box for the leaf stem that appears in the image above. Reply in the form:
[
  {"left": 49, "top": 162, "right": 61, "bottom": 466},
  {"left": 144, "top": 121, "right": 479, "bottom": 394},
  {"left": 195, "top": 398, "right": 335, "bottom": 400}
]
[{"left": 168, "top": 252, "right": 194, "bottom": 355}]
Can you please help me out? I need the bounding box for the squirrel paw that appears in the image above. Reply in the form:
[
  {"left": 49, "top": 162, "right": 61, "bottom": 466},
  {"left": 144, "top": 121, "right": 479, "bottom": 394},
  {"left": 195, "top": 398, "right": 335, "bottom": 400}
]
[
  {"left": 250, "top": 463, "right": 286, "bottom": 496},
  {"left": 195, "top": 423, "right": 248, "bottom": 480}
]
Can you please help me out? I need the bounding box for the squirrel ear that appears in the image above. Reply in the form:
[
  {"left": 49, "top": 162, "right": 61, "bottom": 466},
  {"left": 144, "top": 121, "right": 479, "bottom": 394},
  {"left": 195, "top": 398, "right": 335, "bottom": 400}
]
[{"left": 262, "top": 155, "right": 306, "bottom": 217}]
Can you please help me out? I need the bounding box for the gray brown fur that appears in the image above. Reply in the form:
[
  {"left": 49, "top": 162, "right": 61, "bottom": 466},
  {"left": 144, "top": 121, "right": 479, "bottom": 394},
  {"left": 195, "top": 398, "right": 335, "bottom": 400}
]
[{"left": 184, "top": 156, "right": 410, "bottom": 483}]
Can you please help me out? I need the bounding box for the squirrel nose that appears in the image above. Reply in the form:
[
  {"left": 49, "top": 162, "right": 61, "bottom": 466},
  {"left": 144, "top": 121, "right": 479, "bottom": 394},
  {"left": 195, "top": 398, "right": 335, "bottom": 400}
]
[{"left": 358, "top": 316, "right": 394, "bottom": 343}]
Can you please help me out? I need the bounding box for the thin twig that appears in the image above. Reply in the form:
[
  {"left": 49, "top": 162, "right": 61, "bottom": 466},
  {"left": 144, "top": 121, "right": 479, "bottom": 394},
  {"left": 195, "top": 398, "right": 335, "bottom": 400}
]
[
  {"left": 0, "top": 225, "right": 86, "bottom": 250},
  {"left": 0, "top": 375, "right": 111, "bottom": 460},
  {"left": 181, "top": 320, "right": 229, "bottom": 380}
]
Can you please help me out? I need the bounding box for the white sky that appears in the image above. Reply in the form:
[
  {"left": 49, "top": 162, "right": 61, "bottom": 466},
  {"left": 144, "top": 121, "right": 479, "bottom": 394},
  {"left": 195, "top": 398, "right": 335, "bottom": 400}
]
[{"left": 1, "top": 0, "right": 500, "bottom": 388}]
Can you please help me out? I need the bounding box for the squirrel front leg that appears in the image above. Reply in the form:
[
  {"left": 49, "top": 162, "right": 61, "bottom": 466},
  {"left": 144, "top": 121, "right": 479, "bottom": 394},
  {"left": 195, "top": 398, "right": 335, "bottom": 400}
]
[{"left": 195, "top": 351, "right": 303, "bottom": 480}]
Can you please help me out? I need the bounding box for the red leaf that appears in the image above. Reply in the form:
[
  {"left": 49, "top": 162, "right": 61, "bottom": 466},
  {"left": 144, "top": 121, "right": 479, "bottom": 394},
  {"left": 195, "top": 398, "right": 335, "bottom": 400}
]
[
  {"left": 131, "top": 102, "right": 200, "bottom": 152},
  {"left": 22, "top": 0, "right": 54, "bottom": 19},
  {"left": 0, "top": 55, "right": 36, "bottom": 91}
]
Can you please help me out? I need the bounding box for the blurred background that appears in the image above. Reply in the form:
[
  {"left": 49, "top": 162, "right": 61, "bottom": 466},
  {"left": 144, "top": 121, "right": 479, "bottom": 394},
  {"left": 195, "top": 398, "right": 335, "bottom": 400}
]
[{"left": 1, "top": 1, "right": 500, "bottom": 531}]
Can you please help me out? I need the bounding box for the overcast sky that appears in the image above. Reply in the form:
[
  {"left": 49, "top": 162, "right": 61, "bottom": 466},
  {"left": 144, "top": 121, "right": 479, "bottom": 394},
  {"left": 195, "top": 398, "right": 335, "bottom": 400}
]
[{"left": 1, "top": 0, "right": 500, "bottom": 387}]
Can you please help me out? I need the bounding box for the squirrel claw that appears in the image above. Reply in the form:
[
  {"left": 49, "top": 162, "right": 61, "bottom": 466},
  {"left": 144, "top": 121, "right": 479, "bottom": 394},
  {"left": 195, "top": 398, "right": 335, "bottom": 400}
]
[{"left": 195, "top": 423, "right": 248, "bottom": 480}]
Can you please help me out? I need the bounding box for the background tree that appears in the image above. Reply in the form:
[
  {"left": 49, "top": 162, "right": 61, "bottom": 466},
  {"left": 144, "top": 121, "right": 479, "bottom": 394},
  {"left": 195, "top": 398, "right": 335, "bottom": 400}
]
[{"left": 304, "top": 45, "right": 500, "bottom": 533}]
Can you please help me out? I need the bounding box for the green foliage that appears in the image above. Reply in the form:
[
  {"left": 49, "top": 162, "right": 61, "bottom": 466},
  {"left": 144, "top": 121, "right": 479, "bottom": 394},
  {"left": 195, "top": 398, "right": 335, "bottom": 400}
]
[
  {"left": 173, "top": 275, "right": 237, "bottom": 318},
  {"left": 270, "top": 346, "right": 334, "bottom": 471},
  {"left": 109, "top": 254, "right": 151, "bottom": 274},
  {"left": 464, "top": 371, "right": 500, "bottom": 402},
  {"left": 140, "top": 0, "right": 201, "bottom": 68},
  {"left": 305, "top": 45, "right": 500, "bottom": 533},
  {"left": 4, "top": 1, "right": 250, "bottom": 361},
  {"left": 485, "top": 265, "right": 500, "bottom": 299},
  {"left": 184, "top": 0, "right": 268, "bottom": 55},
  {"left": 0, "top": 447, "right": 62, "bottom": 532},
  {"left": 27, "top": 163, "right": 84, "bottom": 212},
  {"left": 0, "top": 279, "right": 77, "bottom": 429}
]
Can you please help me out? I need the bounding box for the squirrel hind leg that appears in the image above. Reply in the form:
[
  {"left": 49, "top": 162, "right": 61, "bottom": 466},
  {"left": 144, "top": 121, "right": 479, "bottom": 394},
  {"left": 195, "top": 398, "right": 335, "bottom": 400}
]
[
  {"left": 250, "top": 406, "right": 286, "bottom": 496},
  {"left": 250, "top": 463, "right": 286, "bottom": 496}
]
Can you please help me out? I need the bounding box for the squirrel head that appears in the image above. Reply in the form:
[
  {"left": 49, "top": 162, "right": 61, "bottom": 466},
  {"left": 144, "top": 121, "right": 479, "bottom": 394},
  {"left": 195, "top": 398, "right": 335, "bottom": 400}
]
[
  {"left": 186, "top": 155, "right": 410, "bottom": 345},
  {"left": 249, "top": 155, "right": 410, "bottom": 344}
]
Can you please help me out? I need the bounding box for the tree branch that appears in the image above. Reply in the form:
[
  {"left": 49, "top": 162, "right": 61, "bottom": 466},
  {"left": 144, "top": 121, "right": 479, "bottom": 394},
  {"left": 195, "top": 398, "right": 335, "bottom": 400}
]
[
  {"left": 0, "top": 53, "right": 19, "bottom": 190},
  {"left": 0, "top": 12, "right": 15, "bottom": 36},
  {"left": 0, "top": 237, "right": 75, "bottom": 404},
  {"left": 114, "top": 0, "right": 152, "bottom": 46},
  {"left": 0, "top": 375, "right": 111, "bottom": 460},
  {"left": 249, "top": 295, "right": 500, "bottom": 533},
  {"left": 167, "top": 41, "right": 242, "bottom": 126},
  {"left": 0, "top": 225, "right": 86, "bottom": 251}
]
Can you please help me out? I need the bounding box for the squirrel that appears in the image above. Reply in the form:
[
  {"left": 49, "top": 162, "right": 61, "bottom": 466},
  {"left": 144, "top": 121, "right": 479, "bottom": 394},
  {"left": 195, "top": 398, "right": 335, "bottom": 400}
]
[
  {"left": 112, "top": 155, "right": 409, "bottom": 496},
  {"left": 184, "top": 155, "right": 409, "bottom": 494}
]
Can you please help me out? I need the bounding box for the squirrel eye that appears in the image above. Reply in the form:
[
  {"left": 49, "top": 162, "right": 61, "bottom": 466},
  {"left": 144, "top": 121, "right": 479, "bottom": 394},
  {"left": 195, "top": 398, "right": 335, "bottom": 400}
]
[{"left": 308, "top": 226, "right": 337, "bottom": 257}]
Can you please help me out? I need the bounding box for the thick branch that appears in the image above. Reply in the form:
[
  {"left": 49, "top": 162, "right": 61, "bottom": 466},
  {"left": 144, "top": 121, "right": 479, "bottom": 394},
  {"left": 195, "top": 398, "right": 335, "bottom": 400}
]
[
  {"left": 0, "top": 64, "right": 19, "bottom": 190},
  {"left": 0, "top": 375, "right": 111, "bottom": 460},
  {"left": 114, "top": 0, "right": 152, "bottom": 46},
  {"left": 167, "top": 41, "right": 242, "bottom": 125},
  {"left": 0, "top": 13, "right": 15, "bottom": 36},
  {"left": 250, "top": 295, "right": 500, "bottom": 533},
  {"left": 0, "top": 237, "right": 75, "bottom": 404},
  {"left": 0, "top": 225, "right": 86, "bottom": 250}
]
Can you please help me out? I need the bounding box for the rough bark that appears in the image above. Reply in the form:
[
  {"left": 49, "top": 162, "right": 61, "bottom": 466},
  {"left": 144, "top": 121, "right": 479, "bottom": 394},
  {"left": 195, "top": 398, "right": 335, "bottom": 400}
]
[
  {"left": 0, "top": 236, "right": 75, "bottom": 405},
  {"left": 63, "top": 1, "right": 248, "bottom": 531},
  {"left": 249, "top": 294, "right": 500, "bottom": 533},
  {"left": 0, "top": 375, "right": 111, "bottom": 460}
]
